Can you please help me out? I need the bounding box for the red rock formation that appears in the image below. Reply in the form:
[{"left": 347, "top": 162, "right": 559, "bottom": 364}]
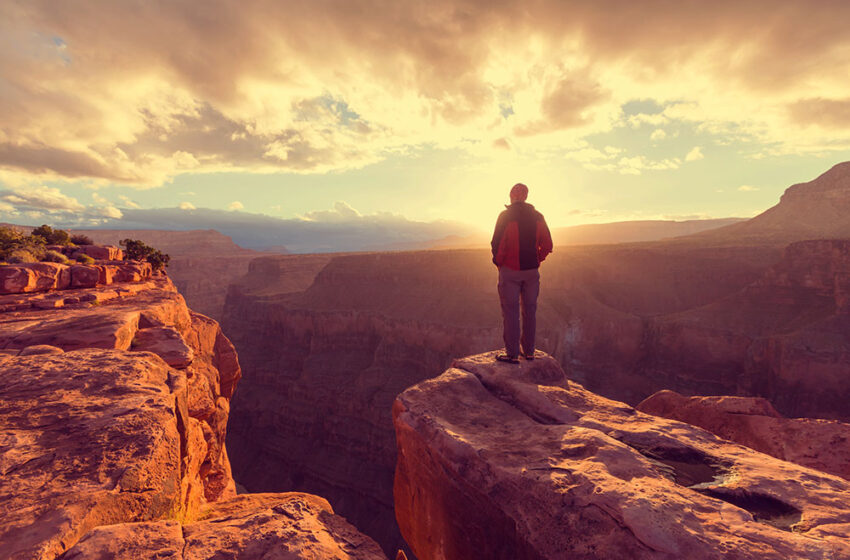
[
  {"left": 0, "top": 277, "right": 385, "bottom": 559},
  {"left": 637, "top": 390, "right": 850, "bottom": 481},
  {"left": 62, "top": 493, "right": 386, "bottom": 560},
  {"left": 394, "top": 352, "right": 850, "bottom": 559}
]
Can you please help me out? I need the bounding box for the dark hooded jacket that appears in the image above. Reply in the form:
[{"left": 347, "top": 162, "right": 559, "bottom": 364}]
[{"left": 491, "top": 201, "right": 553, "bottom": 270}]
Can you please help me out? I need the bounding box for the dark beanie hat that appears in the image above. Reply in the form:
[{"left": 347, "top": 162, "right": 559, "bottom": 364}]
[{"left": 510, "top": 183, "right": 528, "bottom": 202}]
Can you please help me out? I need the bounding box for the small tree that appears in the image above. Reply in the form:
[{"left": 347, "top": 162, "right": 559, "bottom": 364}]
[
  {"left": 120, "top": 238, "right": 171, "bottom": 272},
  {"left": 70, "top": 233, "right": 94, "bottom": 245},
  {"left": 0, "top": 226, "right": 45, "bottom": 260},
  {"left": 31, "top": 224, "right": 72, "bottom": 245}
]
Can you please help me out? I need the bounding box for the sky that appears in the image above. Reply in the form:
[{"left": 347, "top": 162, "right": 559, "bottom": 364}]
[{"left": 1, "top": 0, "right": 850, "bottom": 238}]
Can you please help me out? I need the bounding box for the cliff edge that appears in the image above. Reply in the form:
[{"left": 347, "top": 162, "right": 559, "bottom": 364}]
[
  {"left": 0, "top": 268, "right": 385, "bottom": 559},
  {"left": 393, "top": 351, "right": 850, "bottom": 559}
]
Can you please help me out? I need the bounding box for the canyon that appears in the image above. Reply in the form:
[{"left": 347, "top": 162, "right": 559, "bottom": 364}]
[
  {"left": 223, "top": 162, "right": 850, "bottom": 554},
  {"left": 0, "top": 252, "right": 386, "bottom": 559}
]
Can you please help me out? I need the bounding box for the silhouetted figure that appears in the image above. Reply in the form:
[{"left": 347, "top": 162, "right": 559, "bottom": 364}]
[{"left": 491, "top": 183, "right": 553, "bottom": 363}]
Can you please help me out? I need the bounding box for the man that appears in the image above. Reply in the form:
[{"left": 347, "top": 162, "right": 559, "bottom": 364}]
[{"left": 490, "top": 183, "right": 553, "bottom": 364}]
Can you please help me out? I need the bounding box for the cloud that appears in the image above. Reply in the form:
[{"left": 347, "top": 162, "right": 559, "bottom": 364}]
[
  {"left": 0, "top": 185, "right": 84, "bottom": 212},
  {"left": 685, "top": 147, "right": 705, "bottom": 161},
  {"left": 650, "top": 129, "right": 667, "bottom": 141},
  {"left": 787, "top": 97, "right": 850, "bottom": 129},
  {"left": 0, "top": 184, "right": 121, "bottom": 224},
  {"left": 300, "top": 201, "right": 364, "bottom": 222},
  {"left": 52, "top": 206, "right": 481, "bottom": 253},
  {"left": 178, "top": 201, "right": 196, "bottom": 210},
  {"left": 227, "top": 200, "right": 244, "bottom": 211},
  {"left": 2, "top": 0, "right": 850, "bottom": 187},
  {"left": 737, "top": 185, "right": 759, "bottom": 192}
]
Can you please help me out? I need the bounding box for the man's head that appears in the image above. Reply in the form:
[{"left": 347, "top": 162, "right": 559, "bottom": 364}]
[{"left": 510, "top": 183, "right": 528, "bottom": 203}]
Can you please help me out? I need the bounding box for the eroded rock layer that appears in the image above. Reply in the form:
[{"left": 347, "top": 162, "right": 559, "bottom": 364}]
[
  {"left": 0, "top": 277, "right": 385, "bottom": 560},
  {"left": 394, "top": 352, "right": 850, "bottom": 559}
]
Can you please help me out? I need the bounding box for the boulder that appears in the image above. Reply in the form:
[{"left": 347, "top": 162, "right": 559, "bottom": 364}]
[
  {"left": 114, "top": 261, "right": 153, "bottom": 283},
  {"left": 132, "top": 326, "right": 195, "bottom": 369},
  {"left": 96, "top": 264, "right": 120, "bottom": 285},
  {"left": 70, "top": 264, "right": 100, "bottom": 288},
  {"left": 0, "top": 266, "right": 35, "bottom": 294},
  {"left": 394, "top": 351, "right": 850, "bottom": 560},
  {"left": 19, "top": 344, "right": 64, "bottom": 356},
  {"left": 28, "top": 262, "right": 71, "bottom": 291},
  {"left": 74, "top": 244, "right": 123, "bottom": 261},
  {"left": 62, "top": 493, "right": 387, "bottom": 560},
  {"left": 638, "top": 390, "right": 850, "bottom": 481}
]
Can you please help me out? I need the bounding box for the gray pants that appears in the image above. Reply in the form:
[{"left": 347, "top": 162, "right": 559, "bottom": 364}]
[{"left": 498, "top": 266, "right": 540, "bottom": 357}]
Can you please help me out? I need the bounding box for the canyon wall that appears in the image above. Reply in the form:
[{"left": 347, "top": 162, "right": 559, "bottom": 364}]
[
  {"left": 0, "top": 269, "right": 385, "bottom": 559},
  {"left": 393, "top": 351, "right": 850, "bottom": 559}
]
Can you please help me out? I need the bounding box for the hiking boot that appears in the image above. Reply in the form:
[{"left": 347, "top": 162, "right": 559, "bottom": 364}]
[
  {"left": 522, "top": 352, "right": 535, "bottom": 361},
  {"left": 495, "top": 353, "right": 520, "bottom": 364}
]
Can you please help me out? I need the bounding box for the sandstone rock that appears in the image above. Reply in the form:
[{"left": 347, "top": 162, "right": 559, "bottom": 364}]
[
  {"left": 0, "top": 350, "right": 185, "bottom": 560},
  {"left": 394, "top": 352, "right": 850, "bottom": 560},
  {"left": 74, "top": 244, "right": 123, "bottom": 261},
  {"left": 30, "top": 262, "right": 71, "bottom": 291},
  {"left": 114, "top": 261, "right": 152, "bottom": 283},
  {"left": 96, "top": 264, "right": 119, "bottom": 285},
  {"left": 638, "top": 390, "right": 850, "bottom": 481},
  {"left": 19, "top": 344, "right": 64, "bottom": 356},
  {"left": 62, "top": 494, "right": 388, "bottom": 560},
  {"left": 0, "top": 266, "right": 34, "bottom": 294},
  {"left": 70, "top": 264, "right": 100, "bottom": 288},
  {"left": 132, "top": 326, "right": 194, "bottom": 368}
]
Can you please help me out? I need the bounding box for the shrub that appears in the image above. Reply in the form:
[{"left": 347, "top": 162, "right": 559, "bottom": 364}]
[
  {"left": 31, "top": 224, "right": 72, "bottom": 246},
  {"left": 42, "top": 250, "right": 69, "bottom": 264},
  {"left": 7, "top": 249, "right": 38, "bottom": 263},
  {"left": 120, "top": 238, "right": 171, "bottom": 271},
  {"left": 75, "top": 253, "right": 95, "bottom": 264},
  {"left": 70, "top": 233, "right": 94, "bottom": 245}
]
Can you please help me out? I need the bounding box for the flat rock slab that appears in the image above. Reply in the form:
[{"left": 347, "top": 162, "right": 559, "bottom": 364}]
[
  {"left": 0, "top": 349, "right": 183, "bottom": 560},
  {"left": 62, "top": 493, "right": 388, "bottom": 559},
  {"left": 638, "top": 390, "right": 850, "bottom": 482},
  {"left": 394, "top": 351, "right": 850, "bottom": 560}
]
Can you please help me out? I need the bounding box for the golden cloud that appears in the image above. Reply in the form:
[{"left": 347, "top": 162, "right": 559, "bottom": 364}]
[{"left": 1, "top": 0, "right": 849, "bottom": 186}]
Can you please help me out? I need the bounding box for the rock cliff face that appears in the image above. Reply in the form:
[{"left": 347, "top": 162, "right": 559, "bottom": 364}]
[
  {"left": 635, "top": 239, "right": 850, "bottom": 419},
  {"left": 394, "top": 352, "right": 850, "bottom": 559},
  {"left": 0, "top": 273, "right": 385, "bottom": 559},
  {"left": 637, "top": 390, "right": 850, "bottom": 482}
]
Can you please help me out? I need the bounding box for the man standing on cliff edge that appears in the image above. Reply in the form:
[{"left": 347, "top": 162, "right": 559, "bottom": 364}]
[{"left": 491, "top": 183, "right": 554, "bottom": 364}]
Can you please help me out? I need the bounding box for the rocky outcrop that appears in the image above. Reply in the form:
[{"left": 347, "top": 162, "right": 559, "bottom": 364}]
[
  {"left": 0, "top": 277, "right": 385, "bottom": 559},
  {"left": 62, "top": 493, "right": 386, "bottom": 560},
  {"left": 637, "top": 390, "right": 850, "bottom": 482},
  {"left": 0, "top": 260, "right": 152, "bottom": 295},
  {"left": 394, "top": 352, "right": 850, "bottom": 559}
]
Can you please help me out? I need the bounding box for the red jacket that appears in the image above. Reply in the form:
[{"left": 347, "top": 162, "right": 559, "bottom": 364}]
[{"left": 491, "top": 202, "right": 553, "bottom": 270}]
